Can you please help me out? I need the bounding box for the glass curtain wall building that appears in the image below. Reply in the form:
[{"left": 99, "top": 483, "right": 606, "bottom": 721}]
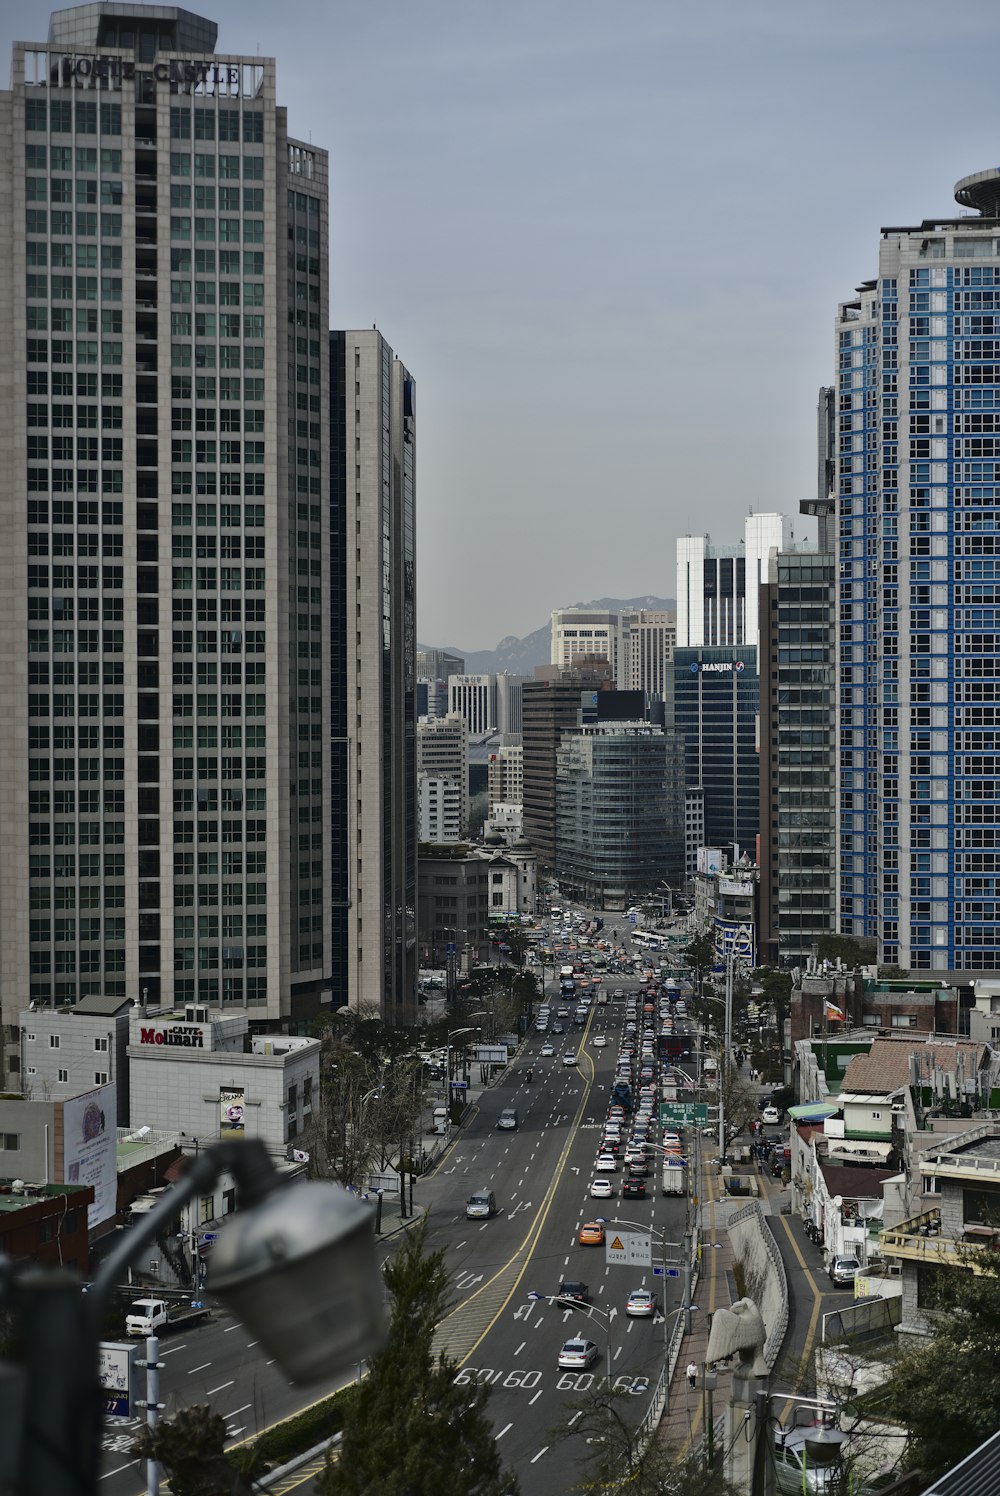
[
  {"left": 0, "top": 5, "right": 331, "bottom": 1087},
  {"left": 836, "top": 170, "right": 1000, "bottom": 971},
  {"left": 555, "top": 722, "right": 683, "bottom": 910},
  {"left": 672, "top": 647, "right": 759, "bottom": 865}
]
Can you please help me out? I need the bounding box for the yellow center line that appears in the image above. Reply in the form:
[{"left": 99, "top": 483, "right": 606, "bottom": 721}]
[{"left": 440, "top": 1009, "right": 599, "bottom": 1364}]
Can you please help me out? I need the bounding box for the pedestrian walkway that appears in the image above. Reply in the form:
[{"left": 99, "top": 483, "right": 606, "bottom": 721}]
[{"left": 654, "top": 1125, "right": 818, "bottom": 1464}]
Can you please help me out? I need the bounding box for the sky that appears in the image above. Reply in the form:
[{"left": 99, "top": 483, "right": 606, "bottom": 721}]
[{"left": 8, "top": 2, "right": 1000, "bottom": 651}]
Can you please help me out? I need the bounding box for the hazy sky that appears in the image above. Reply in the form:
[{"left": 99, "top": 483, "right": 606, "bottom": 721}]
[{"left": 7, "top": 2, "right": 1000, "bottom": 650}]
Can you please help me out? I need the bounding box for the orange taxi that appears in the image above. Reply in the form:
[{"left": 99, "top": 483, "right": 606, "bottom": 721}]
[{"left": 578, "top": 1221, "right": 606, "bottom": 1247}]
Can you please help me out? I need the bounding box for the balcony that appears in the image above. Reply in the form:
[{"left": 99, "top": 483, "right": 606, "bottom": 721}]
[{"left": 880, "top": 1205, "right": 997, "bottom": 1274}]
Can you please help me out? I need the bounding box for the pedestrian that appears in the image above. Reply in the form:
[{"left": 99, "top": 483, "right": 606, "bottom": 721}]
[{"left": 687, "top": 1362, "right": 698, "bottom": 1389}]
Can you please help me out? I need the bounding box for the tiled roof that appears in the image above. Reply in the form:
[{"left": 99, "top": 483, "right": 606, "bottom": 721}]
[{"left": 841, "top": 1039, "right": 986, "bottom": 1096}]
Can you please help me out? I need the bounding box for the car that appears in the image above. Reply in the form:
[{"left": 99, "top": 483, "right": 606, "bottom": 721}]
[
  {"left": 625, "top": 1288, "right": 657, "bottom": 1318},
  {"left": 590, "top": 1177, "right": 613, "bottom": 1198},
  {"left": 578, "top": 1221, "right": 606, "bottom": 1246},
  {"left": 559, "top": 1279, "right": 590, "bottom": 1304},
  {"left": 593, "top": 1033, "right": 607, "bottom": 1048},
  {"left": 557, "top": 1337, "right": 599, "bottom": 1370},
  {"left": 761, "top": 1106, "right": 781, "bottom": 1125},
  {"left": 540, "top": 1042, "right": 556, "bottom": 1057},
  {"left": 562, "top": 1051, "right": 578, "bottom": 1066},
  {"left": 626, "top": 1158, "right": 649, "bottom": 1177},
  {"left": 622, "top": 1178, "right": 646, "bottom": 1199},
  {"left": 594, "top": 1153, "right": 618, "bottom": 1172},
  {"left": 829, "top": 1254, "right": 861, "bottom": 1287}
]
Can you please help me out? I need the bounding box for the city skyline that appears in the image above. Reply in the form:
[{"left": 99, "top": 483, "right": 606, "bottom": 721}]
[{"left": 6, "top": 0, "right": 1000, "bottom": 648}]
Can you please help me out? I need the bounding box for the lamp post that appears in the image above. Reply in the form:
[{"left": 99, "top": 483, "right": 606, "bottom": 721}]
[
  {"left": 529, "top": 1292, "right": 620, "bottom": 1471},
  {"left": 0, "top": 1139, "right": 387, "bottom": 1496}
]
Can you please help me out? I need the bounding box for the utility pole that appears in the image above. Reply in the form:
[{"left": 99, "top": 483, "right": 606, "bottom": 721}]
[{"left": 717, "top": 948, "right": 734, "bottom": 1163}]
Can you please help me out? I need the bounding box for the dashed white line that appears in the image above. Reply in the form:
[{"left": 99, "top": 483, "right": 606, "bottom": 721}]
[
  {"left": 161, "top": 1344, "right": 187, "bottom": 1355},
  {"left": 188, "top": 1362, "right": 211, "bottom": 1375},
  {"left": 515, "top": 1341, "right": 526, "bottom": 1356},
  {"left": 531, "top": 1446, "right": 549, "bottom": 1463},
  {"left": 497, "top": 1422, "right": 513, "bottom": 1439},
  {"left": 206, "top": 1381, "right": 235, "bottom": 1396},
  {"left": 223, "top": 1403, "right": 252, "bottom": 1419},
  {"left": 529, "top": 1388, "right": 543, "bottom": 1405}
]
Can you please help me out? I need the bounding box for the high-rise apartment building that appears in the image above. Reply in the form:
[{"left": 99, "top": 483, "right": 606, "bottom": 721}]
[
  {"left": 675, "top": 514, "right": 788, "bottom": 649},
  {"left": 834, "top": 169, "right": 1000, "bottom": 972},
  {"left": 758, "top": 537, "right": 836, "bottom": 967},
  {"left": 330, "top": 329, "right": 416, "bottom": 1020},
  {"left": 0, "top": 5, "right": 332, "bottom": 1087}
]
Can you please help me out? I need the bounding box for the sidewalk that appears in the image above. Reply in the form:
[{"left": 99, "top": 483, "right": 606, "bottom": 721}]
[{"left": 654, "top": 1131, "right": 797, "bottom": 1461}]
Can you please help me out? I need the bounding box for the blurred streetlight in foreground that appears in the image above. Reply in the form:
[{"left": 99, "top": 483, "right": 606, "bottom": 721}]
[{"left": 0, "top": 1137, "right": 386, "bottom": 1495}]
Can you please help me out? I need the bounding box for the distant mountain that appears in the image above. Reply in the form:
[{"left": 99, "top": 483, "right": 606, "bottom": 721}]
[{"left": 421, "top": 596, "right": 675, "bottom": 677}]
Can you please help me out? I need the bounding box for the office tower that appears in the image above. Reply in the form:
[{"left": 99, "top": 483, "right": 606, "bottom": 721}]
[
  {"left": 675, "top": 514, "right": 788, "bottom": 649},
  {"left": 416, "top": 713, "right": 468, "bottom": 831},
  {"left": 448, "top": 673, "right": 496, "bottom": 734},
  {"left": 550, "top": 607, "right": 619, "bottom": 671},
  {"left": 330, "top": 329, "right": 416, "bottom": 1020},
  {"left": 555, "top": 723, "right": 684, "bottom": 910},
  {"left": 758, "top": 536, "right": 837, "bottom": 967},
  {"left": 522, "top": 668, "right": 607, "bottom": 871},
  {"left": 495, "top": 672, "right": 523, "bottom": 735},
  {"left": 417, "top": 776, "right": 462, "bottom": 843},
  {"left": 673, "top": 646, "right": 759, "bottom": 871},
  {"left": 488, "top": 742, "right": 523, "bottom": 810},
  {"left": 834, "top": 169, "right": 1000, "bottom": 972},
  {"left": 415, "top": 647, "right": 463, "bottom": 720},
  {"left": 617, "top": 609, "right": 676, "bottom": 696},
  {"left": 0, "top": 5, "right": 331, "bottom": 1088}
]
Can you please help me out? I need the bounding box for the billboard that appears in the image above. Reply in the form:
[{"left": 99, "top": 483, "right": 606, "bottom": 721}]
[
  {"left": 62, "top": 1084, "right": 117, "bottom": 1229},
  {"left": 219, "top": 1085, "right": 246, "bottom": 1138}
]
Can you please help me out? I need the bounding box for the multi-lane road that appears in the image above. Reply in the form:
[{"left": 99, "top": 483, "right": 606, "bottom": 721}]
[
  {"left": 418, "top": 985, "right": 690, "bottom": 1495},
  {"left": 100, "top": 961, "right": 691, "bottom": 1495}
]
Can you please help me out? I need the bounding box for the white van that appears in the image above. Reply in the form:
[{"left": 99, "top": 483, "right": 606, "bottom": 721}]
[{"left": 466, "top": 1188, "right": 498, "bottom": 1220}]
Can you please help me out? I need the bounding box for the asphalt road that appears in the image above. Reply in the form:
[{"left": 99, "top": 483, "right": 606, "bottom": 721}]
[
  {"left": 99, "top": 1293, "right": 364, "bottom": 1494},
  {"left": 417, "top": 984, "right": 689, "bottom": 1496}
]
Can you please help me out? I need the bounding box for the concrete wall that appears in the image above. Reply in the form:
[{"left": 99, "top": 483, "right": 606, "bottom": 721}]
[{"left": 727, "top": 1202, "right": 788, "bottom": 1368}]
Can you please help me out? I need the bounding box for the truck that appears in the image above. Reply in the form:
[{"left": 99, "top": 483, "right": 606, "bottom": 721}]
[
  {"left": 611, "top": 1080, "right": 633, "bottom": 1113},
  {"left": 125, "top": 1297, "right": 211, "bottom": 1336},
  {"left": 662, "top": 1157, "right": 687, "bottom": 1196}
]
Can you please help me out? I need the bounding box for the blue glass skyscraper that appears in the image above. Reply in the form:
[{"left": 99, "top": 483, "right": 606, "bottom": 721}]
[{"left": 836, "top": 169, "right": 1000, "bottom": 972}]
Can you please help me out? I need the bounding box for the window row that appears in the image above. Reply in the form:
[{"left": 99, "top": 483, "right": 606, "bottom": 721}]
[
  {"left": 170, "top": 151, "right": 263, "bottom": 180},
  {"left": 170, "top": 217, "right": 265, "bottom": 245},
  {"left": 169, "top": 186, "right": 264, "bottom": 212},
  {"left": 169, "top": 107, "right": 264, "bottom": 144},
  {"left": 24, "top": 99, "right": 121, "bottom": 135}
]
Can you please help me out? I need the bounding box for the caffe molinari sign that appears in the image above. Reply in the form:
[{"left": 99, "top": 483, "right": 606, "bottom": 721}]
[
  {"left": 54, "top": 55, "right": 241, "bottom": 88},
  {"left": 138, "top": 1022, "right": 209, "bottom": 1049}
]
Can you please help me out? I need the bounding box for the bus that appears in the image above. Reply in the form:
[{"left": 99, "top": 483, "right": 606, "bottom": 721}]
[{"left": 631, "top": 930, "right": 665, "bottom": 951}]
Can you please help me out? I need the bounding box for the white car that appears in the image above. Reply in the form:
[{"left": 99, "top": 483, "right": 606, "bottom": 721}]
[
  {"left": 562, "top": 1051, "right": 578, "bottom": 1066},
  {"left": 540, "top": 1042, "right": 556, "bottom": 1057},
  {"left": 590, "top": 1177, "right": 613, "bottom": 1198},
  {"left": 762, "top": 1106, "right": 781, "bottom": 1125},
  {"left": 625, "top": 1288, "right": 657, "bottom": 1318},
  {"left": 594, "top": 1153, "right": 618, "bottom": 1172},
  {"left": 593, "top": 1034, "right": 607, "bottom": 1048}
]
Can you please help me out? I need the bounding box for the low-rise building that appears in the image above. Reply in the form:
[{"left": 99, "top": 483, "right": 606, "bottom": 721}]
[
  {"left": 880, "top": 1122, "right": 1000, "bottom": 1336},
  {"left": 0, "top": 1180, "right": 94, "bottom": 1274},
  {"left": 127, "top": 1005, "right": 320, "bottom": 1157},
  {"left": 19, "top": 995, "right": 134, "bottom": 1124}
]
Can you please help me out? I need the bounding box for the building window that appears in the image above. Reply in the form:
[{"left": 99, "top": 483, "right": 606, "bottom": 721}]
[
  {"left": 2, "top": 1135, "right": 20, "bottom": 1151},
  {"left": 49, "top": 1034, "right": 60, "bottom": 1049},
  {"left": 58, "top": 1068, "right": 68, "bottom": 1083},
  {"left": 200, "top": 1194, "right": 214, "bottom": 1225},
  {"left": 94, "top": 1036, "right": 108, "bottom": 1052},
  {"left": 94, "top": 1071, "right": 108, "bottom": 1085}
]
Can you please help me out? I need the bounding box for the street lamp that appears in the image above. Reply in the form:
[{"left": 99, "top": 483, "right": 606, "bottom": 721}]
[
  {"left": 0, "top": 1139, "right": 387, "bottom": 1496},
  {"left": 529, "top": 1292, "right": 620, "bottom": 1466}
]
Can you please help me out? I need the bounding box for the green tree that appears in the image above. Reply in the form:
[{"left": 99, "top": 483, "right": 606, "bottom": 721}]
[
  {"left": 683, "top": 933, "right": 716, "bottom": 997},
  {"left": 867, "top": 1252, "right": 1000, "bottom": 1480},
  {"left": 318, "top": 1221, "right": 518, "bottom": 1496},
  {"left": 131, "top": 1405, "right": 258, "bottom": 1496}
]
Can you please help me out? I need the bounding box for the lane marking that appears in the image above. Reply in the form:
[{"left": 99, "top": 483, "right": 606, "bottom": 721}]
[
  {"left": 223, "top": 1403, "right": 252, "bottom": 1419},
  {"left": 188, "top": 1362, "right": 211, "bottom": 1375},
  {"left": 530, "top": 1447, "right": 549, "bottom": 1463},
  {"left": 206, "top": 1380, "right": 235, "bottom": 1396},
  {"left": 529, "top": 1388, "right": 543, "bottom": 1405},
  {"left": 497, "top": 1422, "right": 513, "bottom": 1439}
]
